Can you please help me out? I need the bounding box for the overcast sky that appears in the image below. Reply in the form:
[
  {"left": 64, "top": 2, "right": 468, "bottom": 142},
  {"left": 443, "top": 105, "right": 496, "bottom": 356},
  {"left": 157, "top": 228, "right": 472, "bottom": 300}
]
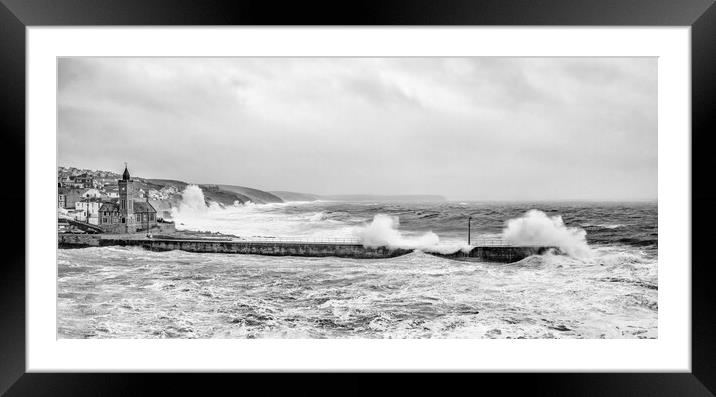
[{"left": 58, "top": 57, "right": 656, "bottom": 201}]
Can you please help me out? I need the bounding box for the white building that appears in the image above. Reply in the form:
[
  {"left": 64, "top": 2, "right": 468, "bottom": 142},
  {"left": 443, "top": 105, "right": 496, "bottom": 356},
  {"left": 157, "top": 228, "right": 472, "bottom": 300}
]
[{"left": 75, "top": 199, "right": 103, "bottom": 225}]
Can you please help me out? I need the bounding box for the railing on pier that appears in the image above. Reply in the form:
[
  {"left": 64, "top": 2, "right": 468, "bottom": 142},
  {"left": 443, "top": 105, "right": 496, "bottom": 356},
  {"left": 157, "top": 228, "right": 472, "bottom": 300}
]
[
  {"left": 61, "top": 227, "right": 521, "bottom": 248},
  {"left": 470, "top": 237, "right": 509, "bottom": 247},
  {"left": 237, "top": 236, "right": 364, "bottom": 245},
  {"left": 235, "top": 236, "right": 513, "bottom": 247}
]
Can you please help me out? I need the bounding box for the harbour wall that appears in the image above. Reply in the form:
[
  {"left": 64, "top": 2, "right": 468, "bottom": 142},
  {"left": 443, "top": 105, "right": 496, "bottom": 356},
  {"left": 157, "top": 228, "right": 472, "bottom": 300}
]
[
  {"left": 58, "top": 234, "right": 412, "bottom": 259},
  {"left": 140, "top": 239, "right": 412, "bottom": 259},
  {"left": 430, "top": 246, "right": 559, "bottom": 262},
  {"left": 57, "top": 234, "right": 556, "bottom": 262}
]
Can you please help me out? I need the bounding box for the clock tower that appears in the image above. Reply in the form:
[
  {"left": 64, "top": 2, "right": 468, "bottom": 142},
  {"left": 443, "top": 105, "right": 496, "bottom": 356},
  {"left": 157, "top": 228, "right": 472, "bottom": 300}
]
[{"left": 118, "top": 163, "right": 135, "bottom": 229}]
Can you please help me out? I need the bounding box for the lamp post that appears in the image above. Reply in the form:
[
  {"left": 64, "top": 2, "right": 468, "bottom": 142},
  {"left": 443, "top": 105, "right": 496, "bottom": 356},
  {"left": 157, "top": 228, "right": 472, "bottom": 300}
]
[
  {"left": 468, "top": 216, "right": 472, "bottom": 245},
  {"left": 145, "top": 196, "right": 150, "bottom": 238}
]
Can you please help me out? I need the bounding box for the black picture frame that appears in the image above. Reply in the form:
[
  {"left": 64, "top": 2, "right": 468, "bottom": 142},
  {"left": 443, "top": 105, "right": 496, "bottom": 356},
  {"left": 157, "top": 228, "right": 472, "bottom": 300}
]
[{"left": 2, "top": 0, "right": 714, "bottom": 395}]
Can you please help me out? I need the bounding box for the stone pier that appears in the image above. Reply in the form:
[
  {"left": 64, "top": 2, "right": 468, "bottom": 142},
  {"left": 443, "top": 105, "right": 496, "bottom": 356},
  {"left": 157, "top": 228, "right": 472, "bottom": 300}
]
[{"left": 57, "top": 234, "right": 557, "bottom": 263}]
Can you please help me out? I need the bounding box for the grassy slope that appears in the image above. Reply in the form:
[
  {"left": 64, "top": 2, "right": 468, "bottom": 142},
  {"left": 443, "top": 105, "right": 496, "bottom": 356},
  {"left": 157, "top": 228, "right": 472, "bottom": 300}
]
[
  {"left": 269, "top": 191, "right": 321, "bottom": 202},
  {"left": 144, "top": 179, "right": 284, "bottom": 205},
  {"left": 217, "top": 184, "right": 284, "bottom": 204}
]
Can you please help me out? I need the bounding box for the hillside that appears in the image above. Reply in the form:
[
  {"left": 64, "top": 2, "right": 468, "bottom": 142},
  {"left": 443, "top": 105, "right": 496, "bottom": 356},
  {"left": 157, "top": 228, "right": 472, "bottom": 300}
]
[
  {"left": 269, "top": 191, "right": 322, "bottom": 202},
  {"left": 217, "top": 184, "right": 284, "bottom": 204},
  {"left": 143, "top": 180, "right": 279, "bottom": 205},
  {"left": 270, "top": 191, "right": 446, "bottom": 203},
  {"left": 144, "top": 178, "right": 187, "bottom": 190},
  {"left": 199, "top": 184, "right": 254, "bottom": 205}
]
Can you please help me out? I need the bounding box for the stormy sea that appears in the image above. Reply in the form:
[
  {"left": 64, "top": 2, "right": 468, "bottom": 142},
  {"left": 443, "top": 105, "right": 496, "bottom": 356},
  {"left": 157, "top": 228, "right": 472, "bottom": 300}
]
[{"left": 58, "top": 188, "right": 657, "bottom": 339}]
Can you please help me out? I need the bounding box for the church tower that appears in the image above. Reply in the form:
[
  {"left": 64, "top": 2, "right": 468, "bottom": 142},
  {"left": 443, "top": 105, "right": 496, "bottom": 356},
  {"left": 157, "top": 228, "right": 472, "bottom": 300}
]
[{"left": 118, "top": 163, "right": 135, "bottom": 228}]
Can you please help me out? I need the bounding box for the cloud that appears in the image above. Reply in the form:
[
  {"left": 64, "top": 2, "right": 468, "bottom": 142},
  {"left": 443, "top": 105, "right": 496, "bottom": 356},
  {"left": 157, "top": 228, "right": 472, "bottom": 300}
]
[{"left": 58, "top": 57, "right": 657, "bottom": 200}]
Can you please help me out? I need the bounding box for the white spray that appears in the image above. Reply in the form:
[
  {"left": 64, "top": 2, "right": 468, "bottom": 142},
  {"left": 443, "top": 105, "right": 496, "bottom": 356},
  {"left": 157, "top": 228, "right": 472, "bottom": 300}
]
[
  {"left": 501, "top": 209, "right": 591, "bottom": 258},
  {"left": 170, "top": 185, "right": 234, "bottom": 233},
  {"left": 353, "top": 214, "right": 471, "bottom": 254},
  {"left": 170, "top": 185, "right": 340, "bottom": 238},
  {"left": 170, "top": 184, "right": 224, "bottom": 217}
]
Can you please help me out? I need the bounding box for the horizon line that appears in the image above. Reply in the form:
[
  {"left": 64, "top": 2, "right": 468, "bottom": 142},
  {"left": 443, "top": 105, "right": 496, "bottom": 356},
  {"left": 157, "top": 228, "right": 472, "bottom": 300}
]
[{"left": 57, "top": 164, "right": 658, "bottom": 203}]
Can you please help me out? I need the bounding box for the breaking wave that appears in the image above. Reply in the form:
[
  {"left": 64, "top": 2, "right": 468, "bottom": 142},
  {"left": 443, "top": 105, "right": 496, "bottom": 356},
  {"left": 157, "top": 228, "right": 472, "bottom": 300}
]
[
  {"left": 352, "top": 214, "right": 471, "bottom": 254},
  {"left": 169, "top": 185, "right": 360, "bottom": 239},
  {"left": 502, "top": 210, "right": 591, "bottom": 258},
  {"left": 171, "top": 184, "right": 222, "bottom": 216}
]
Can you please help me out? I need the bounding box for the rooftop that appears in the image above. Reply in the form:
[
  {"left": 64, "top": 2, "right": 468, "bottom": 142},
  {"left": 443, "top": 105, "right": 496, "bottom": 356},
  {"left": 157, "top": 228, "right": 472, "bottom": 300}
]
[{"left": 122, "top": 164, "right": 131, "bottom": 181}]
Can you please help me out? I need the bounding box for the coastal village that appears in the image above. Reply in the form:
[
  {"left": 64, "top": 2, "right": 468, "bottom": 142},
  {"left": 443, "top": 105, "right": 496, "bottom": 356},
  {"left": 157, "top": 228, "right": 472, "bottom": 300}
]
[
  {"left": 57, "top": 164, "right": 286, "bottom": 236},
  {"left": 58, "top": 164, "right": 176, "bottom": 235}
]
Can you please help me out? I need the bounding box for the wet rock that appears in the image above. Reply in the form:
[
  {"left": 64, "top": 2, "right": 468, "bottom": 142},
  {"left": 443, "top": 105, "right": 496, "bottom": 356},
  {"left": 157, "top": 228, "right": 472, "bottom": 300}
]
[
  {"left": 549, "top": 324, "right": 571, "bottom": 332},
  {"left": 486, "top": 328, "right": 502, "bottom": 337}
]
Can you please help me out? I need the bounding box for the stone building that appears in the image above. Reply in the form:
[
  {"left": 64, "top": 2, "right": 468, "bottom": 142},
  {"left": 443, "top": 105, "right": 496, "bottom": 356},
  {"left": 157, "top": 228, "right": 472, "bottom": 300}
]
[
  {"left": 58, "top": 187, "right": 101, "bottom": 209},
  {"left": 58, "top": 173, "right": 92, "bottom": 189},
  {"left": 98, "top": 165, "right": 157, "bottom": 233},
  {"left": 57, "top": 175, "right": 73, "bottom": 187},
  {"left": 58, "top": 187, "right": 84, "bottom": 209},
  {"left": 103, "top": 185, "right": 119, "bottom": 199}
]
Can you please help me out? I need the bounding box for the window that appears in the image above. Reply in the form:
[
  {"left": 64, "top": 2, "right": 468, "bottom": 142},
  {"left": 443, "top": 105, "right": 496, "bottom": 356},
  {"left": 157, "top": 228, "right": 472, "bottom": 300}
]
[{"left": 102, "top": 218, "right": 107, "bottom": 223}]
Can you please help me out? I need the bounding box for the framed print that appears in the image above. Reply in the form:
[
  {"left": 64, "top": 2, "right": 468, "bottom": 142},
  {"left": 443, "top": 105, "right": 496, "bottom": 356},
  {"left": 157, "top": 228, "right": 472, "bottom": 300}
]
[{"left": 3, "top": 0, "right": 716, "bottom": 395}]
